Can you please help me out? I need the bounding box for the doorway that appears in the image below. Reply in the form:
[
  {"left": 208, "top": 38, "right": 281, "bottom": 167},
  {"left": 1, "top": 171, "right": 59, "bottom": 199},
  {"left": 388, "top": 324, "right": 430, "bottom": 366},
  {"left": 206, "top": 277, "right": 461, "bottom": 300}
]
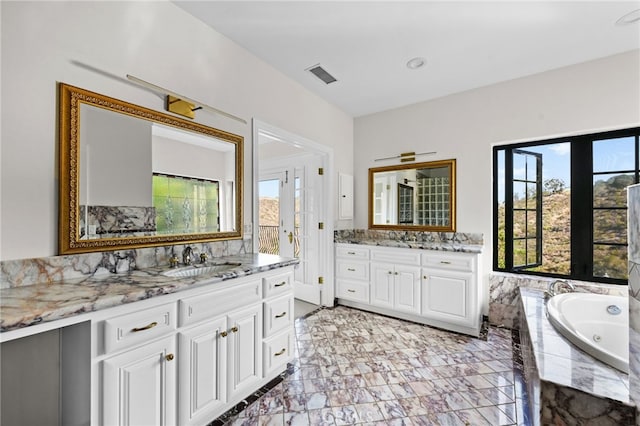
[{"left": 253, "top": 120, "right": 334, "bottom": 307}]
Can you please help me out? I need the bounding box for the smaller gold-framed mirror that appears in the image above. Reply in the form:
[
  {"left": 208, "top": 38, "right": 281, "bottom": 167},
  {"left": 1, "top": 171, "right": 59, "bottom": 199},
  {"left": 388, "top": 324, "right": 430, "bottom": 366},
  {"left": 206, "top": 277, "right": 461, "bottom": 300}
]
[
  {"left": 59, "top": 83, "right": 243, "bottom": 254},
  {"left": 369, "top": 159, "right": 456, "bottom": 232}
]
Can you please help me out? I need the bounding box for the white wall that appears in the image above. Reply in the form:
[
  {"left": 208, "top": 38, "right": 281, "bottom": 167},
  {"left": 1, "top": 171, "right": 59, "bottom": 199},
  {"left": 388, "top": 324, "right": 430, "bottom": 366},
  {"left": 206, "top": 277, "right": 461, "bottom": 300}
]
[
  {"left": 355, "top": 49, "right": 640, "bottom": 312},
  {"left": 0, "top": 1, "right": 354, "bottom": 260}
]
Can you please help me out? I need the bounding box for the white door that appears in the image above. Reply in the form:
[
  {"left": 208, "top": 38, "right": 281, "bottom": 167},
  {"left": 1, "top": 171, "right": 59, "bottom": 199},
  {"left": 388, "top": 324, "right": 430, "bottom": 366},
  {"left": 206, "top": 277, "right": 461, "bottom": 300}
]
[
  {"left": 259, "top": 160, "right": 322, "bottom": 305},
  {"left": 258, "top": 172, "right": 294, "bottom": 258},
  {"left": 178, "top": 317, "right": 227, "bottom": 426},
  {"left": 102, "top": 336, "right": 176, "bottom": 426},
  {"left": 292, "top": 159, "right": 321, "bottom": 304}
]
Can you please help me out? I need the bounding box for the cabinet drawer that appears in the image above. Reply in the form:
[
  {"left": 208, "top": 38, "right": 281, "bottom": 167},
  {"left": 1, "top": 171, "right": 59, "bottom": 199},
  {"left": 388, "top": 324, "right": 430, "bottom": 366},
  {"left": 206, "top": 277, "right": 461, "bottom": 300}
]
[
  {"left": 263, "top": 272, "right": 293, "bottom": 298},
  {"left": 102, "top": 302, "right": 176, "bottom": 354},
  {"left": 336, "top": 259, "right": 369, "bottom": 281},
  {"left": 422, "top": 252, "right": 476, "bottom": 272},
  {"left": 371, "top": 247, "right": 421, "bottom": 265},
  {"left": 336, "top": 279, "right": 369, "bottom": 303},
  {"left": 264, "top": 295, "right": 293, "bottom": 337},
  {"left": 263, "top": 329, "right": 293, "bottom": 375},
  {"left": 179, "top": 280, "right": 261, "bottom": 327},
  {"left": 335, "top": 245, "right": 370, "bottom": 260}
]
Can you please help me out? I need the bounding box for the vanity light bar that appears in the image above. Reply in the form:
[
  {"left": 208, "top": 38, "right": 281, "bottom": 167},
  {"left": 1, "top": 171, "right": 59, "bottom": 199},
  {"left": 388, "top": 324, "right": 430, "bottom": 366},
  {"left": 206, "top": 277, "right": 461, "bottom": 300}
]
[
  {"left": 374, "top": 151, "right": 437, "bottom": 162},
  {"left": 126, "top": 74, "right": 247, "bottom": 124}
]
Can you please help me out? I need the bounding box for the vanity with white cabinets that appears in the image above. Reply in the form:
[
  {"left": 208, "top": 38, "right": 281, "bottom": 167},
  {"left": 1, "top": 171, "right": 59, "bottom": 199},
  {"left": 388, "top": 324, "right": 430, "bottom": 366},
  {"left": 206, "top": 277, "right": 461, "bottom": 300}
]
[
  {"left": 1, "top": 254, "right": 296, "bottom": 426},
  {"left": 336, "top": 242, "right": 482, "bottom": 336}
]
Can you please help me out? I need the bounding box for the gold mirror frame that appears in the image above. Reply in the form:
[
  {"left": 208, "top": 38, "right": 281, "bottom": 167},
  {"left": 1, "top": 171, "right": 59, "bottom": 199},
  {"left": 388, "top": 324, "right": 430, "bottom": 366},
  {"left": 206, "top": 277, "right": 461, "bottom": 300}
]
[
  {"left": 59, "top": 83, "right": 243, "bottom": 254},
  {"left": 368, "top": 159, "right": 456, "bottom": 232}
]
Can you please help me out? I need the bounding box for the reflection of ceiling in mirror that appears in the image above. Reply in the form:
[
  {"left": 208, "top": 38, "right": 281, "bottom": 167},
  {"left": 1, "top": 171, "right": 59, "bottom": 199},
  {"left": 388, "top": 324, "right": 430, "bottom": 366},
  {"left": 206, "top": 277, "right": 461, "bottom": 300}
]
[{"left": 152, "top": 123, "right": 234, "bottom": 152}]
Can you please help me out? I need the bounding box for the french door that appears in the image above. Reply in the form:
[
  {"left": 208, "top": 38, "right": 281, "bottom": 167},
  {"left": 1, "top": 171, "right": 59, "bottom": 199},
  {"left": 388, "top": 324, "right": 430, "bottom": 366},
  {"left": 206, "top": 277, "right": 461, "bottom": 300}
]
[{"left": 258, "top": 160, "right": 321, "bottom": 304}]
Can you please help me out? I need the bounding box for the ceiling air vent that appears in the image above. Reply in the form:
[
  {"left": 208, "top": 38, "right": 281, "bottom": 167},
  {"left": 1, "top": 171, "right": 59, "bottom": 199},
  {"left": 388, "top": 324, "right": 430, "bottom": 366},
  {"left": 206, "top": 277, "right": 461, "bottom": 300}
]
[{"left": 306, "top": 64, "right": 337, "bottom": 85}]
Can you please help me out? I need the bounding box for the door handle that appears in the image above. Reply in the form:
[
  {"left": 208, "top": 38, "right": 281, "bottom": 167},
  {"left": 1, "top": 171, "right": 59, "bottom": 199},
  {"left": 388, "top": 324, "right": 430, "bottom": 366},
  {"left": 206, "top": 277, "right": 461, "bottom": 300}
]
[{"left": 288, "top": 231, "right": 293, "bottom": 244}]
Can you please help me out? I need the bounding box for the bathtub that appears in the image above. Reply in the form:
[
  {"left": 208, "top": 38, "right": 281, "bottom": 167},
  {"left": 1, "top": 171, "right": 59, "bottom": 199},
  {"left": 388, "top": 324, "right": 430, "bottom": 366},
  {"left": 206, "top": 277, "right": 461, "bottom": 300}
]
[{"left": 546, "top": 292, "right": 629, "bottom": 373}]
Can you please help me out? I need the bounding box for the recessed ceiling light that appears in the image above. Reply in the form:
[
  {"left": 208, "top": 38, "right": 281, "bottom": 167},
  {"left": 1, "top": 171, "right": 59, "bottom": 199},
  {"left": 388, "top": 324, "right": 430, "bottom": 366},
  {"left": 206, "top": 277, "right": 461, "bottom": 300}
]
[
  {"left": 616, "top": 9, "right": 640, "bottom": 26},
  {"left": 406, "top": 57, "right": 426, "bottom": 70}
]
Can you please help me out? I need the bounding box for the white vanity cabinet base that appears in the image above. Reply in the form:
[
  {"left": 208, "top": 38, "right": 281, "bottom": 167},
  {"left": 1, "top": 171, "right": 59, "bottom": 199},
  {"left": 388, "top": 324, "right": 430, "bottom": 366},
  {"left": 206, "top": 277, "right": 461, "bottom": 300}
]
[
  {"left": 335, "top": 244, "right": 482, "bottom": 337},
  {"left": 83, "top": 267, "right": 294, "bottom": 426}
]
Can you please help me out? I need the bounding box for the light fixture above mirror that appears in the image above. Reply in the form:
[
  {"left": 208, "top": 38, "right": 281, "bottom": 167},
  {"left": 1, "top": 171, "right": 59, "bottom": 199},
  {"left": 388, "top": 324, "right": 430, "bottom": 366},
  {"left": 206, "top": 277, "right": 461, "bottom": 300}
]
[{"left": 58, "top": 83, "right": 243, "bottom": 254}]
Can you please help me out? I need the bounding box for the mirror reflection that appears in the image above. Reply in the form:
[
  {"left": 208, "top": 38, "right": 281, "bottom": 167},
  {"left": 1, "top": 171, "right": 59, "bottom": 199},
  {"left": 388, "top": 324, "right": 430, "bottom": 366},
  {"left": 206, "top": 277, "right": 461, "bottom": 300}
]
[
  {"left": 369, "top": 159, "right": 456, "bottom": 232},
  {"left": 59, "top": 83, "right": 243, "bottom": 254}
]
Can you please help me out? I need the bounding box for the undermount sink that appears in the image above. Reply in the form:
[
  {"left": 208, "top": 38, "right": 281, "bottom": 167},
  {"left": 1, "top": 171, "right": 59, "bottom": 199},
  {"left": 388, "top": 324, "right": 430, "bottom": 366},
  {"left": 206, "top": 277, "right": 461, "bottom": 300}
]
[{"left": 162, "top": 262, "right": 242, "bottom": 278}]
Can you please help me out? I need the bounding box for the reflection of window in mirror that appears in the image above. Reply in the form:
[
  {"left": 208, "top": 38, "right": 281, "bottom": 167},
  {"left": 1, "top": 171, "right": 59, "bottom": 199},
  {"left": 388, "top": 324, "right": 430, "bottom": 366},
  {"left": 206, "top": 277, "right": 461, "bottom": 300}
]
[
  {"left": 397, "top": 183, "right": 414, "bottom": 224},
  {"left": 152, "top": 173, "right": 220, "bottom": 235}
]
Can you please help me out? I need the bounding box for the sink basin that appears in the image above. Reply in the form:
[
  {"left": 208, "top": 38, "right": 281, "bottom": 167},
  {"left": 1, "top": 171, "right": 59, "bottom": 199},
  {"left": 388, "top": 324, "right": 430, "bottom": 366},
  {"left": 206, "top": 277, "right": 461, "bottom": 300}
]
[{"left": 162, "top": 262, "right": 242, "bottom": 278}]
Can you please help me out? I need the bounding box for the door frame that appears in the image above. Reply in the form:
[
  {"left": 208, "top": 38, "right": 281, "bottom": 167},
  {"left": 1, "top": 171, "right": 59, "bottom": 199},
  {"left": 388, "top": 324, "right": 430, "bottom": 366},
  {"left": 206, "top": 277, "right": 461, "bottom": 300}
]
[{"left": 252, "top": 119, "right": 335, "bottom": 307}]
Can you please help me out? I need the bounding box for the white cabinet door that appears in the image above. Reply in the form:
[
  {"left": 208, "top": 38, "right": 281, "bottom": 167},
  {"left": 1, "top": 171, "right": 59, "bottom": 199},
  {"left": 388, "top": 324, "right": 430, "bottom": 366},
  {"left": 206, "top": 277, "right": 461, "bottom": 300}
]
[
  {"left": 370, "top": 262, "right": 394, "bottom": 309},
  {"left": 394, "top": 265, "right": 421, "bottom": 315},
  {"left": 227, "top": 304, "right": 262, "bottom": 402},
  {"left": 102, "top": 336, "right": 176, "bottom": 426},
  {"left": 422, "top": 269, "right": 473, "bottom": 327},
  {"left": 178, "top": 317, "right": 227, "bottom": 426}
]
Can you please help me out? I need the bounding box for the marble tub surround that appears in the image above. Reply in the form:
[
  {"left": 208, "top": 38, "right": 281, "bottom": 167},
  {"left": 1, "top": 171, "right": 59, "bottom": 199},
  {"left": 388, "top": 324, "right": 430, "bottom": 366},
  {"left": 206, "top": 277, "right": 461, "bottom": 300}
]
[
  {"left": 334, "top": 229, "right": 484, "bottom": 253},
  {"left": 0, "top": 239, "right": 252, "bottom": 289},
  {"left": 519, "top": 287, "right": 635, "bottom": 425},
  {"left": 628, "top": 183, "right": 640, "bottom": 425},
  {"left": 0, "top": 252, "right": 297, "bottom": 333},
  {"left": 489, "top": 272, "right": 627, "bottom": 329}
]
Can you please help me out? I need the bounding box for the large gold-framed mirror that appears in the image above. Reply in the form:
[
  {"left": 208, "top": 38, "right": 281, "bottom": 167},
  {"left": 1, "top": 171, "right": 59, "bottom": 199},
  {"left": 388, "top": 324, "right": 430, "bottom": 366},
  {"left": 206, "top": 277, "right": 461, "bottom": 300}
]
[
  {"left": 369, "top": 159, "right": 456, "bottom": 232},
  {"left": 59, "top": 83, "right": 243, "bottom": 254}
]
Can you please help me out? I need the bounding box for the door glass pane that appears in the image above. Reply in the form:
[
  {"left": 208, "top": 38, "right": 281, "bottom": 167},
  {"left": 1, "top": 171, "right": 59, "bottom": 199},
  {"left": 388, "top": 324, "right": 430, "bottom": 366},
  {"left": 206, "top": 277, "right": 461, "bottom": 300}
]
[{"left": 259, "top": 179, "right": 280, "bottom": 255}]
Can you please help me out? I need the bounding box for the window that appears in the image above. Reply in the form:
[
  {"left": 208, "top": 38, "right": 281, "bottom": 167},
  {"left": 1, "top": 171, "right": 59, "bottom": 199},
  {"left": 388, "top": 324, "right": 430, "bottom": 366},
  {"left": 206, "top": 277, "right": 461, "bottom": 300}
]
[
  {"left": 152, "top": 173, "right": 220, "bottom": 235},
  {"left": 494, "top": 127, "right": 640, "bottom": 284}
]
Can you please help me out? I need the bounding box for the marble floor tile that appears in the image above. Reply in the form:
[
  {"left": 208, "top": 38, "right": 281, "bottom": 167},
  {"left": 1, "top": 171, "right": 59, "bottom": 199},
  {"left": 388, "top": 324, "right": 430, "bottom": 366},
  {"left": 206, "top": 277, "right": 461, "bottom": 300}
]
[{"left": 219, "top": 306, "right": 525, "bottom": 425}]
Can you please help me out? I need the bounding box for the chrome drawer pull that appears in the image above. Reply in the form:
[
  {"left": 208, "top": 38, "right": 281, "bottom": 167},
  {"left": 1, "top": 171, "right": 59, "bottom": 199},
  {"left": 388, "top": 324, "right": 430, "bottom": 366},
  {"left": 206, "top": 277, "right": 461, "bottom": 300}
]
[
  {"left": 440, "top": 261, "right": 452, "bottom": 264},
  {"left": 347, "top": 268, "right": 356, "bottom": 271},
  {"left": 347, "top": 289, "right": 356, "bottom": 293},
  {"left": 275, "top": 281, "right": 287, "bottom": 287},
  {"left": 275, "top": 311, "right": 287, "bottom": 318},
  {"left": 347, "top": 251, "right": 356, "bottom": 255},
  {"left": 274, "top": 348, "right": 286, "bottom": 356},
  {"left": 131, "top": 321, "right": 158, "bottom": 332}
]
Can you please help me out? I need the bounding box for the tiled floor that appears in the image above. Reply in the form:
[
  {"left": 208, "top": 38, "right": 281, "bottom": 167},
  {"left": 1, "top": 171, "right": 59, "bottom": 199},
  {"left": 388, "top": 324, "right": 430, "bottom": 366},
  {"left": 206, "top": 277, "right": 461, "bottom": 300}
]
[{"left": 224, "top": 306, "right": 528, "bottom": 425}]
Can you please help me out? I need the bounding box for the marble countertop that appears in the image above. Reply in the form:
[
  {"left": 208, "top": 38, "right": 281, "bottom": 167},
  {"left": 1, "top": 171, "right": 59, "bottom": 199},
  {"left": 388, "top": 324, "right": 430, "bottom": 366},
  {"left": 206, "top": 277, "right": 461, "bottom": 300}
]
[
  {"left": 519, "top": 287, "right": 630, "bottom": 404},
  {"left": 0, "top": 253, "right": 298, "bottom": 333},
  {"left": 334, "top": 239, "right": 483, "bottom": 253}
]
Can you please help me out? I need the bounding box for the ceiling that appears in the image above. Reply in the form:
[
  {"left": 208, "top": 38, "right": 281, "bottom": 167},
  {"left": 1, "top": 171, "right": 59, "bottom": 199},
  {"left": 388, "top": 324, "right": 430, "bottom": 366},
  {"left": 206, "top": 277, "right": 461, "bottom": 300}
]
[{"left": 174, "top": 1, "right": 640, "bottom": 118}]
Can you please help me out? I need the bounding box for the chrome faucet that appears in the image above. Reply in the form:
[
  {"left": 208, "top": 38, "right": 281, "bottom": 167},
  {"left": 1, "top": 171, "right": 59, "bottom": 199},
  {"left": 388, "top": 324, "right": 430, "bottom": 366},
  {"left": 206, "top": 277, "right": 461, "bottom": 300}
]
[
  {"left": 182, "top": 246, "right": 193, "bottom": 265},
  {"left": 545, "top": 280, "right": 575, "bottom": 299}
]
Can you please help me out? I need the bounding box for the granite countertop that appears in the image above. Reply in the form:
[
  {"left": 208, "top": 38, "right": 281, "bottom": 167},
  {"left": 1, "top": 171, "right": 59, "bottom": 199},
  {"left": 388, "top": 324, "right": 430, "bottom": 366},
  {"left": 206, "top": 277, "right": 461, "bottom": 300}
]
[
  {"left": 335, "top": 238, "right": 483, "bottom": 253},
  {"left": 0, "top": 253, "right": 298, "bottom": 333},
  {"left": 519, "top": 287, "right": 630, "bottom": 404}
]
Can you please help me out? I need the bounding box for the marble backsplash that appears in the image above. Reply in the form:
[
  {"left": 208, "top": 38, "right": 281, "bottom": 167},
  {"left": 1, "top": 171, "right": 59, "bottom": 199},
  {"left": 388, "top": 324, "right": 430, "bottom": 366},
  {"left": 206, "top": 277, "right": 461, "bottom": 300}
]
[
  {"left": 334, "top": 229, "right": 484, "bottom": 250},
  {"left": 628, "top": 184, "right": 640, "bottom": 425},
  {"left": 0, "top": 239, "right": 252, "bottom": 289}
]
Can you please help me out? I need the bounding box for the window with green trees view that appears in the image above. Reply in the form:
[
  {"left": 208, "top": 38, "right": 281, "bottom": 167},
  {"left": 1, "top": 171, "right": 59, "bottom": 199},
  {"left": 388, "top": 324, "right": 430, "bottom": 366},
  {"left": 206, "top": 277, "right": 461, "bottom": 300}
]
[
  {"left": 494, "top": 127, "right": 640, "bottom": 284},
  {"left": 152, "top": 173, "right": 220, "bottom": 235}
]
